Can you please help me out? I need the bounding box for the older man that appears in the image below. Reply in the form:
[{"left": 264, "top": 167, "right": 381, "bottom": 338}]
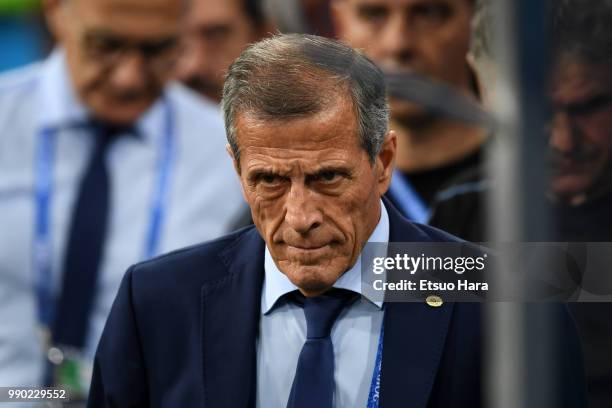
[
  {"left": 88, "top": 34, "right": 585, "bottom": 408},
  {"left": 0, "top": 0, "right": 243, "bottom": 394}
]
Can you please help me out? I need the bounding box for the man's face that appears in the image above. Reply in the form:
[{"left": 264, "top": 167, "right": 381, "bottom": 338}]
[
  {"left": 231, "top": 96, "right": 396, "bottom": 296},
  {"left": 548, "top": 57, "right": 612, "bottom": 203},
  {"left": 174, "top": 0, "right": 263, "bottom": 102},
  {"left": 332, "top": 0, "right": 474, "bottom": 122},
  {"left": 46, "top": 0, "right": 183, "bottom": 124}
]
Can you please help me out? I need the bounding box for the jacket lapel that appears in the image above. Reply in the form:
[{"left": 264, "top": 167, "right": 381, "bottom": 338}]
[
  {"left": 200, "top": 228, "right": 265, "bottom": 408},
  {"left": 380, "top": 199, "right": 456, "bottom": 408}
]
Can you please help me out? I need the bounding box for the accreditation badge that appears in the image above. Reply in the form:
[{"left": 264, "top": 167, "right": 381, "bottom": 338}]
[{"left": 47, "top": 345, "right": 92, "bottom": 401}]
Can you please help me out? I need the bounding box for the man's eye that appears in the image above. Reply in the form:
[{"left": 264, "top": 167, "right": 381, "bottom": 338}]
[
  {"left": 313, "top": 171, "right": 344, "bottom": 184},
  {"left": 320, "top": 171, "right": 338, "bottom": 181},
  {"left": 262, "top": 174, "right": 277, "bottom": 184},
  {"left": 567, "top": 93, "right": 612, "bottom": 118},
  {"left": 412, "top": 3, "right": 452, "bottom": 23},
  {"left": 87, "top": 36, "right": 123, "bottom": 55},
  {"left": 258, "top": 173, "right": 285, "bottom": 186},
  {"left": 141, "top": 38, "right": 178, "bottom": 58},
  {"left": 357, "top": 5, "right": 389, "bottom": 23}
]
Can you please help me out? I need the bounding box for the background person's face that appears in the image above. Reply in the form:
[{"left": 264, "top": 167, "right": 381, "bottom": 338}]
[
  {"left": 45, "top": 0, "right": 183, "bottom": 124},
  {"left": 332, "top": 0, "right": 474, "bottom": 122},
  {"left": 174, "top": 0, "right": 262, "bottom": 103},
  {"left": 548, "top": 57, "right": 612, "bottom": 202},
  {"left": 231, "top": 97, "right": 396, "bottom": 297}
]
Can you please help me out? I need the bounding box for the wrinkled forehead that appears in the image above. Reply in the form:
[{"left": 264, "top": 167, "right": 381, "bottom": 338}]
[
  {"left": 550, "top": 57, "right": 612, "bottom": 102},
  {"left": 242, "top": 149, "right": 359, "bottom": 179},
  {"left": 69, "top": 0, "right": 184, "bottom": 37},
  {"left": 342, "top": 0, "right": 474, "bottom": 11},
  {"left": 190, "top": 0, "right": 246, "bottom": 22},
  {"left": 235, "top": 97, "right": 361, "bottom": 151}
]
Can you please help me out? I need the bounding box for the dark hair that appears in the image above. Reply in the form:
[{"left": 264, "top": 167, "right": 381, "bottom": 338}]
[
  {"left": 471, "top": 0, "right": 612, "bottom": 70},
  {"left": 222, "top": 33, "right": 389, "bottom": 164},
  {"left": 243, "top": 0, "right": 265, "bottom": 27},
  {"left": 551, "top": 0, "right": 612, "bottom": 69}
]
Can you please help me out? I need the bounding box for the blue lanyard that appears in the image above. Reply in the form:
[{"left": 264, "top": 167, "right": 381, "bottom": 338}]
[
  {"left": 366, "top": 315, "right": 385, "bottom": 408},
  {"left": 32, "top": 98, "right": 175, "bottom": 327},
  {"left": 388, "top": 169, "right": 430, "bottom": 224},
  {"left": 144, "top": 97, "right": 175, "bottom": 259},
  {"left": 34, "top": 127, "right": 56, "bottom": 328}
]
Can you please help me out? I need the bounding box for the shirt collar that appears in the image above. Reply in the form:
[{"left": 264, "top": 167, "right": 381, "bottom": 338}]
[
  {"left": 38, "top": 48, "right": 167, "bottom": 143},
  {"left": 262, "top": 200, "right": 389, "bottom": 314},
  {"left": 39, "top": 48, "right": 88, "bottom": 129}
]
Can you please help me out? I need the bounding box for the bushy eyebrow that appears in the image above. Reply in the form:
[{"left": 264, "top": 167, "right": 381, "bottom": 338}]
[
  {"left": 564, "top": 92, "right": 612, "bottom": 116},
  {"left": 246, "top": 169, "right": 286, "bottom": 182},
  {"left": 246, "top": 165, "right": 353, "bottom": 183},
  {"left": 307, "top": 166, "right": 353, "bottom": 180}
]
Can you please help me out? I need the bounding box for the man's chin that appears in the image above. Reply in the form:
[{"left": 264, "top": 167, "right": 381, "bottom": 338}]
[
  {"left": 88, "top": 98, "right": 155, "bottom": 124},
  {"left": 296, "top": 281, "right": 335, "bottom": 297},
  {"left": 281, "top": 263, "right": 344, "bottom": 297},
  {"left": 389, "top": 99, "right": 435, "bottom": 129},
  {"left": 549, "top": 175, "right": 593, "bottom": 203},
  {"left": 391, "top": 99, "right": 426, "bottom": 116}
]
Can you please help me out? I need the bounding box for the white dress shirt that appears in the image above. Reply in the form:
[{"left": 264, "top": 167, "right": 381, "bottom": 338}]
[
  {"left": 257, "top": 202, "right": 389, "bottom": 408},
  {"left": 0, "top": 50, "right": 246, "bottom": 387}
]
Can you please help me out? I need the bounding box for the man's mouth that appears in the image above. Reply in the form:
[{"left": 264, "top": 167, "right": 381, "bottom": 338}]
[
  {"left": 286, "top": 243, "right": 328, "bottom": 253},
  {"left": 283, "top": 245, "right": 333, "bottom": 266},
  {"left": 284, "top": 242, "right": 334, "bottom": 258},
  {"left": 287, "top": 243, "right": 327, "bottom": 250},
  {"left": 553, "top": 160, "right": 592, "bottom": 176}
]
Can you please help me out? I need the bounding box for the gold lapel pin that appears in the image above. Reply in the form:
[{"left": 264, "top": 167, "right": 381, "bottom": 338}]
[{"left": 426, "top": 295, "right": 443, "bottom": 308}]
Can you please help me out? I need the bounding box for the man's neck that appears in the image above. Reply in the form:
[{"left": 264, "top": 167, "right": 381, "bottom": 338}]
[{"left": 393, "top": 117, "right": 487, "bottom": 173}]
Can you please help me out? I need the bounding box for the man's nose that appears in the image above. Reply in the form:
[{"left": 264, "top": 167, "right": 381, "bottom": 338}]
[
  {"left": 379, "top": 14, "right": 416, "bottom": 68},
  {"left": 549, "top": 111, "right": 576, "bottom": 153},
  {"left": 285, "top": 185, "right": 323, "bottom": 235},
  {"left": 174, "top": 40, "right": 205, "bottom": 82},
  {"left": 109, "top": 52, "right": 148, "bottom": 91}
]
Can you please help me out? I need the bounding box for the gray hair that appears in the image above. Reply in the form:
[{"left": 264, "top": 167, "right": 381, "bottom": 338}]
[
  {"left": 470, "top": 0, "right": 612, "bottom": 68},
  {"left": 551, "top": 0, "right": 612, "bottom": 70},
  {"left": 469, "top": 0, "right": 492, "bottom": 61},
  {"left": 221, "top": 33, "right": 389, "bottom": 165}
]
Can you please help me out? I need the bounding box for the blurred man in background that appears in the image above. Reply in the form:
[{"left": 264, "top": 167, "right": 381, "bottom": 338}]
[
  {"left": 174, "top": 0, "right": 272, "bottom": 103},
  {"left": 548, "top": 1, "right": 612, "bottom": 407},
  {"left": 434, "top": 0, "right": 612, "bottom": 405},
  {"left": 173, "top": 0, "right": 272, "bottom": 230},
  {"left": 548, "top": 2, "right": 612, "bottom": 238},
  {"left": 332, "top": 0, "right": 488, "bottom": 223},
  {"left": 0, "top": 0, "right": 243, "bottom": 397}
]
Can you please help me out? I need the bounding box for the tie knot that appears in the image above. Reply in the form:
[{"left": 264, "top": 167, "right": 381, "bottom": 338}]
[
  {"left": 291, "top": 289, "right": 357, "bottom": 339},
  {"left": 88, "top": 119, "right": 135, "bottom": 151}
]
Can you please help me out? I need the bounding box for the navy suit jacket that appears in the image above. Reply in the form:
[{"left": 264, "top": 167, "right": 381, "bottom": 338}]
[{"left": 88, "top": 201, "right": 586, "bottom": 407}]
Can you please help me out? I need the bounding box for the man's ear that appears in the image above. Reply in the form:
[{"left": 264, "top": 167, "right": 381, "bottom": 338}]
[
  {"left": 226, "top": 143, "right": 251, "bottom": 204},
  {"left": 376, "top": 130, "right": 397, "bottom": 196},
  {"left": 42, "top": 0, "right": 68, "bottom": 42}
]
